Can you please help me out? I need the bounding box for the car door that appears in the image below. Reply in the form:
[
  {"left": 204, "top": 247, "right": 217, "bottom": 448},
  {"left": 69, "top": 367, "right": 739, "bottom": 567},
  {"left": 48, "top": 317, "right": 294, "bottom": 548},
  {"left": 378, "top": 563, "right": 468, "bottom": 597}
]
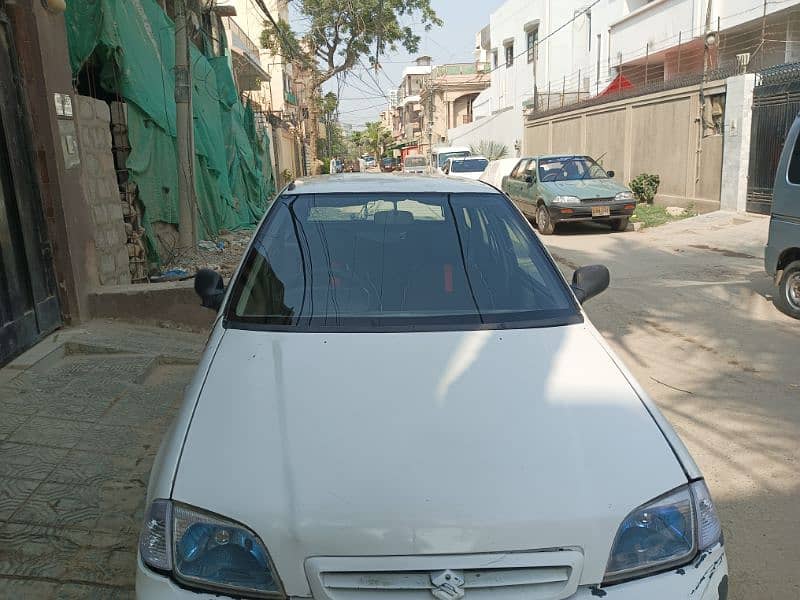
[
  {"left": 504, "top": 159, "right": 529, "bottom": 201},
  {"left": 519, "top": 159, "right": 538, "bottom": 214}
]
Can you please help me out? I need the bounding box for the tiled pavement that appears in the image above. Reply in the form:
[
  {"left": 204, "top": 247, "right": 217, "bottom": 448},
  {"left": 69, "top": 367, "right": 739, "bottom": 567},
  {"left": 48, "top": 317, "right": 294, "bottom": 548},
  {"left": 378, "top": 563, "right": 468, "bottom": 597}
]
[{"left": 0, "top": 321, "right": 205, "bottom": 599}]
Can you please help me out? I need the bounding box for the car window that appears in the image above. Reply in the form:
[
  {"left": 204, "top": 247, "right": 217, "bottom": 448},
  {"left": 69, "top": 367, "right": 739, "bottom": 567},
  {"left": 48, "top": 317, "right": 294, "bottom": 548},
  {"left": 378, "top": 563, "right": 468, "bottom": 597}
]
[
  {"left": 789, "top": 132, "right": 800, "bottom": 185},
  {"left": 405, "top": 156, "right": 427, "bottom": 168},
  {"left": 510, "top": 160, "right": 530, "bottom": 180},
  {"left": 452, "top": 158, "right": 489, "bottom": 173},
  {"left": 226, "top": 192, "right": 579, "bottom": 330},
  {"left": 539, "top": 156, "right": 608, "bottom": 182}
]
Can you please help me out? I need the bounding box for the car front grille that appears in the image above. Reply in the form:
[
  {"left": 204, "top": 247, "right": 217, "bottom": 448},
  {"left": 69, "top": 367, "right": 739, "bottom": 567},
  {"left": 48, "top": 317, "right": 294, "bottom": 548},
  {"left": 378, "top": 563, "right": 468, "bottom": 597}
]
[
  {"left": 306, "top": 550, "right": 583, "bottom": 600},
  {"left": 580, "top": 197, "right": 615, "bottom": 203}
]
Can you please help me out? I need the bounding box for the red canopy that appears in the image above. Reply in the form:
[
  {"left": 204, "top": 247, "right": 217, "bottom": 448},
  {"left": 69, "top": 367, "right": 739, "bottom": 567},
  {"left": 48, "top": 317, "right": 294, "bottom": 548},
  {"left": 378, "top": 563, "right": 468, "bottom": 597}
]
[{"left": 599, "top": 74, "right": 634, "bottom": 96}]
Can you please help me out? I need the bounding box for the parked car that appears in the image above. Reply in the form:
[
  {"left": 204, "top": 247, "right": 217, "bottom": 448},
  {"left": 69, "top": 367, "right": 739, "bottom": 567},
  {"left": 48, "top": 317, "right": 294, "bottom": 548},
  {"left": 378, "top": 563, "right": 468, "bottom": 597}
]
[
  {"left": 765, "top": 112, "right": 800, "bottom": 319},
  {"left": 380, "top": 157, "right": 398, "bottom": 172},
  {"left": 363, "top": 155, "right": 376, "bottom": 168},
  {"left": 441, "top": 156, "right": 489, "bottom": 180},
  {"left": 138, "top": 174, "right": 728, "bottom": 600},
  {"left": 432, "top": 145, "right": 471, "bottom": 173},
  {"left": 502, "top": 155, "right": 637, "bottom": 234},
  {"left": 402, "top": 154, "right": 428, "bottom": 174},
  {"left": 344, "top": 159, "right": 361, "bottom": 173},
  {"left": 480, "top": 157, "right": 521, "bottom": 189}
]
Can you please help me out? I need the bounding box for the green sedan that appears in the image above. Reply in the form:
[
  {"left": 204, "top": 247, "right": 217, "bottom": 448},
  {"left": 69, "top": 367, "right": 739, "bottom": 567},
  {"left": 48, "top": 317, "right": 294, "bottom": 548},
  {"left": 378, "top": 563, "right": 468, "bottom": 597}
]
[{"left": 501, "top": 155, "right": 637, "bottom": 234}]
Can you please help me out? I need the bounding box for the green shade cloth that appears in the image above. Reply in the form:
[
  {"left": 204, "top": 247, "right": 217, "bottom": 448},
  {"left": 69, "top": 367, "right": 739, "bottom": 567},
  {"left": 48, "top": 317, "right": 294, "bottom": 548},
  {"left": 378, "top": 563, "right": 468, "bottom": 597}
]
[{"left": 65, "top": 0, "right": 275, "bottom": 262}]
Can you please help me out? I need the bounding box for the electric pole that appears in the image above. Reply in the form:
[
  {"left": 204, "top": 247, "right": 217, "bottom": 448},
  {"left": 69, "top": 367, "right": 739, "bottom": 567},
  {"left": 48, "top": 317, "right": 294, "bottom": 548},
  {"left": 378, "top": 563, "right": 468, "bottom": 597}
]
[
  {"left": 426, "top": 77, "right": 433, "bottom": 170},
  {"left": 175, "top": 0, "right": 196, "bottom": 248}
]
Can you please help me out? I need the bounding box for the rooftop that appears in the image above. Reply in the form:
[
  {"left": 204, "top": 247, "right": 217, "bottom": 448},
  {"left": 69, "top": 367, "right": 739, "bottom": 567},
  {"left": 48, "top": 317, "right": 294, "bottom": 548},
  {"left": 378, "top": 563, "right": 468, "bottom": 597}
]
[{"left": 288, "top": 174, "right": 497, "bottom": 195}]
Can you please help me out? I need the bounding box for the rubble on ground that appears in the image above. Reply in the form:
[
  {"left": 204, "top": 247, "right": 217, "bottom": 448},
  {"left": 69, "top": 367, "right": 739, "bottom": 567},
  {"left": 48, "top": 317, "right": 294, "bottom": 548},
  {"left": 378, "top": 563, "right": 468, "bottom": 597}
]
[{"left": 157, "top": 229, "right": 254, "bottom": 280}]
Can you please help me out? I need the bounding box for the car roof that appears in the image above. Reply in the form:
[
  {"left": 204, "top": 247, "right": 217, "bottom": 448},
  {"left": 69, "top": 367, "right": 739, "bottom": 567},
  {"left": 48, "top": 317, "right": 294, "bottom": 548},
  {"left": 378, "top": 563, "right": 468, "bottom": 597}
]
[
  {"left": 448, "top": 155, "right": 488, "bottom": 162},
  {"left": 288, "top": 174, "right": 496, "bottom": 195},
  {"left": 518, "top": 154, "right": 591, "bottom": 161}
]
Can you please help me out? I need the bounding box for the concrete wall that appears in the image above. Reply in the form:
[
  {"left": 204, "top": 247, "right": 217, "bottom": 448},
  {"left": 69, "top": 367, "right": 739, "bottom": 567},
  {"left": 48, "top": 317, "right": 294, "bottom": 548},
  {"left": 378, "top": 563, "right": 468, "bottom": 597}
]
[
  {"left": 447, "top": 107, "right": 522, "bottom": 155},
  {"left": 73, "top": 96, "right": 131, "bottom": 287},
  {"left": 523, "top": 79, "right": 727, "bottom": 211},
  {"left": 720, "top": 74, "right": 756, "bottom": 212},
  {"left": 7, "top": 2, "right": 94, "bottom": 322}
]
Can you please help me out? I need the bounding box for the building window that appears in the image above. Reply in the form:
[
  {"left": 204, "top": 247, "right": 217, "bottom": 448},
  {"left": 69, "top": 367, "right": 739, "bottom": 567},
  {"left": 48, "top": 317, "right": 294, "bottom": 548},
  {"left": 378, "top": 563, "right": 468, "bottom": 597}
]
[
  {"left": 505, "top": 44, "right": 514, "bottom": 67},
  {"left": 492, "top": 49, "right": 499, "bottom": 69},
  {"left": 527, "top": 29, "right": 538, "bottom": 64}
]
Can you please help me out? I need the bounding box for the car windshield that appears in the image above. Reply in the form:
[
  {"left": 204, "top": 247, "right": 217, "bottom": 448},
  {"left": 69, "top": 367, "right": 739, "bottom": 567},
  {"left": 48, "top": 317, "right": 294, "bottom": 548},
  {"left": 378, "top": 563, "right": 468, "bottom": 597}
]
[
  {"left": 538, "top": 156, "right": 609, "bottom": 182},
  {"left": 451, "top": 158, "right": 489, "bottom": 173},
  {"left": 437, "top": 151, "right": 470, "bottom": 168},
  {"left": 226, "top": 192, "right": 579, "bottom": 331},
  {"left": 405, "top": 156, "right": 427, "bottom": 168}
]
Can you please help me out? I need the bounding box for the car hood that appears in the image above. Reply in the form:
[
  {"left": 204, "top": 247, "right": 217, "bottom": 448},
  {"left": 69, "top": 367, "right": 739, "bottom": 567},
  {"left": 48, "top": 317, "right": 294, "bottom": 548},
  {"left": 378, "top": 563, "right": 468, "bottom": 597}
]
[
  {"left": 542, "top": 178, "right": 627, "bottom": 199},
  {"left": 173, "top": 324, "right": 687, "bottom": 594}
]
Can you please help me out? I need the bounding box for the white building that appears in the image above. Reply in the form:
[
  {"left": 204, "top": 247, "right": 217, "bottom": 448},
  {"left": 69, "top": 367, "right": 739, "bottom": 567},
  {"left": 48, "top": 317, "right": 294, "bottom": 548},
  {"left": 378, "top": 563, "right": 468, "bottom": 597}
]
[{"left": 449, "top": 0, "right": 800, "bottom": 152}]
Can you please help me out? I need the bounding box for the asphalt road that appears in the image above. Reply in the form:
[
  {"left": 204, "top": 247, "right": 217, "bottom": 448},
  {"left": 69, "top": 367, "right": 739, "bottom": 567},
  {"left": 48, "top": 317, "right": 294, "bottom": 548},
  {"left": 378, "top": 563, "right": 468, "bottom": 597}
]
[{"left": 540, "top": 212, "right": 800, "bottom": 600}]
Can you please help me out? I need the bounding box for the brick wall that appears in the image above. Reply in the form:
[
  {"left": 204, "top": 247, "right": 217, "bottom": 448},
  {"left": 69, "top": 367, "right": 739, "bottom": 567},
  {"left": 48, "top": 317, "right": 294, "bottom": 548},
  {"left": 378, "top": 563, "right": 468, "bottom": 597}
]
[{"left": 73, "top": 96, "right": 131, "bottom": 286}]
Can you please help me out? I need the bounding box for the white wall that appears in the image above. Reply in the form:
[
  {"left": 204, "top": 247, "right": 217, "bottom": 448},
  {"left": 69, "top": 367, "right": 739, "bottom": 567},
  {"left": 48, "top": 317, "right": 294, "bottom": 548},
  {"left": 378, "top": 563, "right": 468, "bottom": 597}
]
[{"left": 447, "top": 108, "right": 521, "bottom": 154}]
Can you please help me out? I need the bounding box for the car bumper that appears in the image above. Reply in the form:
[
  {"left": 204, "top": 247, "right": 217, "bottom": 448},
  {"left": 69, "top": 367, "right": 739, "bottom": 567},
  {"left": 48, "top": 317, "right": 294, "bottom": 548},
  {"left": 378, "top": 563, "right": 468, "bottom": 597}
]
[
  {"left": 549, "top": 203, "right": 635, "bottom": 223},
  {"left": 137, "top": 546, "right": 728, "bottom": 600}
]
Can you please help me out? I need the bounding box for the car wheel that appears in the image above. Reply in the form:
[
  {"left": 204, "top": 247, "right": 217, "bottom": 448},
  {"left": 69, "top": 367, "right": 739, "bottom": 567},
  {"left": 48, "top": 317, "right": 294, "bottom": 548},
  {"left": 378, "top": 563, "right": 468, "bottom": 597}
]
[
  {"left": 775, "top": 260, "right": 800, "bottom": 319},
  {"left": 611, "top": 217, "right": 630, "bottom": 232},
  {"left": 536, "top": 205, "right": 555, "bottom": 235}
]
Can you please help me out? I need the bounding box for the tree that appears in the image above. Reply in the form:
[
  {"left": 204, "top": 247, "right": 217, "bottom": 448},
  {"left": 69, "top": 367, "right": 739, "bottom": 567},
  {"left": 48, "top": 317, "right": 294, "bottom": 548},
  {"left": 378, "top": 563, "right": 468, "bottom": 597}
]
[
  {"left": 363, "top": 121, "right": 393, "bottom": 159},
  {"left": 261, "top": 0, "right": 441, "bottom": 174},
  {"left": 470, "top": 140, "right": 509, "bottom": 161}
]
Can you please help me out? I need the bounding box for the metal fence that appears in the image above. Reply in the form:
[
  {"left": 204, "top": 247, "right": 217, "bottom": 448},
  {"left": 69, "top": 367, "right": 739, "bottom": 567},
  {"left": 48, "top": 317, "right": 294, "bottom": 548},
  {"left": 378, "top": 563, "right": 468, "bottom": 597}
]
[{"left": 746, "top": 62, "right": 800, "bottom": 214}]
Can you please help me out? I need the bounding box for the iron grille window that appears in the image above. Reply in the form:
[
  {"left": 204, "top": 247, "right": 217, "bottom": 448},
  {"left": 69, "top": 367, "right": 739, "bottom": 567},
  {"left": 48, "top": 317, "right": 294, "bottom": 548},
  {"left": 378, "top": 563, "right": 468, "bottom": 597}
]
[
  {"left": 505, "top": 44, "right": 514, "bottom": 67},
  {"left": 527, "top": 29, "right": 538, "bottom": 64}
]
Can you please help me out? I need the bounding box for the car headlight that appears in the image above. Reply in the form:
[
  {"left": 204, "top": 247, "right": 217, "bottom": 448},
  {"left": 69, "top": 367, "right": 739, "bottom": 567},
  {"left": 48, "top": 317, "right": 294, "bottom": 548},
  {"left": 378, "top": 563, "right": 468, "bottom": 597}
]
[
  {"left": 552, "top": 195, "right": 580, "bottom": 204},
  {"left": 140, "top": 499, "right": 284, "bottom": 598},
  {"left": 615, "top": 191, "right": 635, "bottom": 201},
  {"left": 603, "top": 481, "right": 722, "bottom": 585}
]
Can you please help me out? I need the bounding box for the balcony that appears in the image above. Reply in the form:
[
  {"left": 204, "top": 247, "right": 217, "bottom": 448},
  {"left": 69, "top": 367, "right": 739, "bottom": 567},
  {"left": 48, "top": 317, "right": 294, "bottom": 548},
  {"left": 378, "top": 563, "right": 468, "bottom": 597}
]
[
  {"left": 223, "top": 17, "right": 270, "bottom": 91},
  {"left": 462, "top": 115, "right": 473, "bottom": 125},
  {"left": 284, "top": 90, "right": 298, "bottom": 105}
]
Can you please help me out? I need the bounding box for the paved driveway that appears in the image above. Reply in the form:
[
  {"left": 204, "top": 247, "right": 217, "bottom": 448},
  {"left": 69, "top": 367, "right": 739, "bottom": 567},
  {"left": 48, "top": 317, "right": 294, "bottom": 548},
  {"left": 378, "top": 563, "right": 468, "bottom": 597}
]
[
  {"left": 541, "top": 213, "right": 800, "bottom": 599},
  {"left": 0, "top": 322, "right": 204, "bottom": 598}
]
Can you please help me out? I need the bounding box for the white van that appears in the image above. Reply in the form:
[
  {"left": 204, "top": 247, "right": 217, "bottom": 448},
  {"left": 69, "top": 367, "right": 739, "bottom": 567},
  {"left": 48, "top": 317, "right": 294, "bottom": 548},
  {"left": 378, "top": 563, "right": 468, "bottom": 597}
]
[{"left": 432, "top": 145, "right": 471, "bottom": 173}]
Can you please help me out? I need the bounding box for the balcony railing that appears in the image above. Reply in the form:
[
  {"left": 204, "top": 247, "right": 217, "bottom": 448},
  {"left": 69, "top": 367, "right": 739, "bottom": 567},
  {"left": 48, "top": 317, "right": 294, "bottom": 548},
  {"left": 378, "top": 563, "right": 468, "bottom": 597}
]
[
  {"left": 284, "top": 91, "right": 298, "bottom": 105},
  {"left": 431, "top": 62, "right": 490, "bottom": 78},
  {"left": 462, "top": 115, "right": 473, "bottom": 124},
  {"left": 225, "top": 17, "right": 260, "bottom": 64}
]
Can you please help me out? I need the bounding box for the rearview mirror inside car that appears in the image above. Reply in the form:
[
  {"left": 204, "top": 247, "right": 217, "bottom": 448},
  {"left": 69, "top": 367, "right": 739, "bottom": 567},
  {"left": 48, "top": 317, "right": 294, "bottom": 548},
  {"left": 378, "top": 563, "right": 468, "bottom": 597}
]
[
  {"left": 525, "top": 175, "right": 534, "bottom": 184},
  {"left": 194, "top": 268, "right": 225, "bottom": 311},
  {"left": 606, "top": 170, "right": 616, "bottom": 178},
  {"left": 571, "top": 265, "right": 610, "bottom": 303}
]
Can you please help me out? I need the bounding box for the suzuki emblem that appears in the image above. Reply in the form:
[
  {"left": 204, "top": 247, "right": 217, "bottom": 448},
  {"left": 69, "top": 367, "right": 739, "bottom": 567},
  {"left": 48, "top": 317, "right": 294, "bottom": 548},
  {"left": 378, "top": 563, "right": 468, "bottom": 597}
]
[{"left": 430, "top": 569, "right": 465, "bottom": 600}]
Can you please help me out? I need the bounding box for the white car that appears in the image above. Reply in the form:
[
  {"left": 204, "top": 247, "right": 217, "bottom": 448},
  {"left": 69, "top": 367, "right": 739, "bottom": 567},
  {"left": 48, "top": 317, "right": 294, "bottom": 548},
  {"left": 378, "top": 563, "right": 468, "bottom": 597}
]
[
  {"left": 138, "top": 175, "right": 729, "bottom": 600},
  {"left": 480, "top": 157, "right": 520, "bottom": 189},
  {"left": 441, "top": 156, "right": 489, "bottom": 180}
]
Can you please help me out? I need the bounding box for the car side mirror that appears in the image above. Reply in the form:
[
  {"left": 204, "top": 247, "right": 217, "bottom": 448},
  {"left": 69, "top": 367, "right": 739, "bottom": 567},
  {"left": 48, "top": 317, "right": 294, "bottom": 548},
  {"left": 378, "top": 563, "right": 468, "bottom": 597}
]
[
  {"left": 571, "top": 265, "right": 610, "bottom": 303},
  {"left": 194, "top": 268, "right": 225, "bottom": 310},
  {"left": 525, "top": 175, "right": 535, "bottom": 184},
  {"left": 606, "top": 170, "right": 615, "bottom": 178}
]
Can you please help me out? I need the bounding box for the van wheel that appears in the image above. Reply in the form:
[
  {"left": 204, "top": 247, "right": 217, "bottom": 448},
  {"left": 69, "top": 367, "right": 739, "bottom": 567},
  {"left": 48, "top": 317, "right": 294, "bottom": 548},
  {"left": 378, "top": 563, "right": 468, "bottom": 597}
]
[
  {"left": 536, "top": 205, "right": 555, "bottom": 235},
  {"left": 775, "top": 260, "right": 800, "bottom": 319}
]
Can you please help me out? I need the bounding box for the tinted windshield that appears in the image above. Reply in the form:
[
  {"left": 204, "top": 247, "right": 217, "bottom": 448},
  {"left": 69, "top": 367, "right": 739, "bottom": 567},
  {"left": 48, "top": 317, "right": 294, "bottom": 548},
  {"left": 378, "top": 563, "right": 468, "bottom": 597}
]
[
  {"left": 452, "top": 158, "right": 489, "bottom": 173},
  {"left": 538, "top": 156, "right": 609, "bottom": 182},
  {"left": 437, "top": 151, "right": 470, "bottom": 168},
  {"left": 226, "top": 193, "right": 579, "bottom": 330},
  {"left": 405, "top": 156, "right": 428, "bottom": 168}
]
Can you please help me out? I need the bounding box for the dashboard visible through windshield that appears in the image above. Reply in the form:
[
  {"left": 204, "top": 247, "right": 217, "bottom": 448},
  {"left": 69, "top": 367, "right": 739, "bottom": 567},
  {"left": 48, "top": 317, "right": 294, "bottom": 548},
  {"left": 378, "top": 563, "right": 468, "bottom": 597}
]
[{"left": 226, "top": 192, "right": 580, "bottom": 331}]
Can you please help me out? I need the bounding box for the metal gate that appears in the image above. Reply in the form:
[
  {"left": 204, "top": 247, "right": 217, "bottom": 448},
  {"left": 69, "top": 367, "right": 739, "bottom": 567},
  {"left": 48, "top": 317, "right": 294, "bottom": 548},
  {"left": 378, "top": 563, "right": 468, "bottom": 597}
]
[
  {"left": 0, "top": 5, "right": 61, "bottom": 365},
  {"left": 746, "top": 63, "right": 800, "bottom": 214}
]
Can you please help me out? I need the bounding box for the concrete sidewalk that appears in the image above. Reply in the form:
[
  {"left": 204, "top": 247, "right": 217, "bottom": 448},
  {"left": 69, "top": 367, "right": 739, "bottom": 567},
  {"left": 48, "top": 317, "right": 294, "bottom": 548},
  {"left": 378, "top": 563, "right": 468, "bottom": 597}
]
[{"left": 0, "top": 321, "right": 205, "bottom": 599}]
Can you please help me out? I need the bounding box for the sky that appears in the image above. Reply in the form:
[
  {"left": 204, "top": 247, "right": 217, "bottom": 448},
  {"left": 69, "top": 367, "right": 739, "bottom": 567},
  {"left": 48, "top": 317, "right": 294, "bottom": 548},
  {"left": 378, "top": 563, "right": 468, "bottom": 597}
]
[{"left": 290, "top": 0, "right": 507, "bottom": 130}]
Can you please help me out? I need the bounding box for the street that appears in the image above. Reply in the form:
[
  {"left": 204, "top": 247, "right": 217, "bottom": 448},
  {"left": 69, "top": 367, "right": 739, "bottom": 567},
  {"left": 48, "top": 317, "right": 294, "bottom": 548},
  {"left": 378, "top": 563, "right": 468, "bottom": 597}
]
[
  {"left": 1, "top": 212, "right": 797, "bottom": 598},
  {"left": 542, "top": 213, "right": 800, "bottom": 599}
]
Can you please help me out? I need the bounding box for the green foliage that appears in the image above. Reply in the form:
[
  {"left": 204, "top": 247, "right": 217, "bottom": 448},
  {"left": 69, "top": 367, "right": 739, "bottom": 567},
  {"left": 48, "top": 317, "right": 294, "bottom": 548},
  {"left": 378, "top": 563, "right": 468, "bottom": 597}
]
[
  {"left": 629, "top": 173, "right": 661, "bottom": 204},
  {"left": 470, "top": 140, "right": 508, "bottom": 160},
  {"left": 261, "top": 0, "right": 442, "bottom": 87},
  {"left": 630, "top": 204, "right": 692, "bottom": 228},
  {"left": 363, "top": 121, "right": 394, "bottom": 160}
]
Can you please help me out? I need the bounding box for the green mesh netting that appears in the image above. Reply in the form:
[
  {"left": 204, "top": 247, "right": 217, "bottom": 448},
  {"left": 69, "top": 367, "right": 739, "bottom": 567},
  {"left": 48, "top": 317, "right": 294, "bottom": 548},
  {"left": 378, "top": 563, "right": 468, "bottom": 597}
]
[{"left": 65, "top": 0, "right": 275, "bottom": 262}]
